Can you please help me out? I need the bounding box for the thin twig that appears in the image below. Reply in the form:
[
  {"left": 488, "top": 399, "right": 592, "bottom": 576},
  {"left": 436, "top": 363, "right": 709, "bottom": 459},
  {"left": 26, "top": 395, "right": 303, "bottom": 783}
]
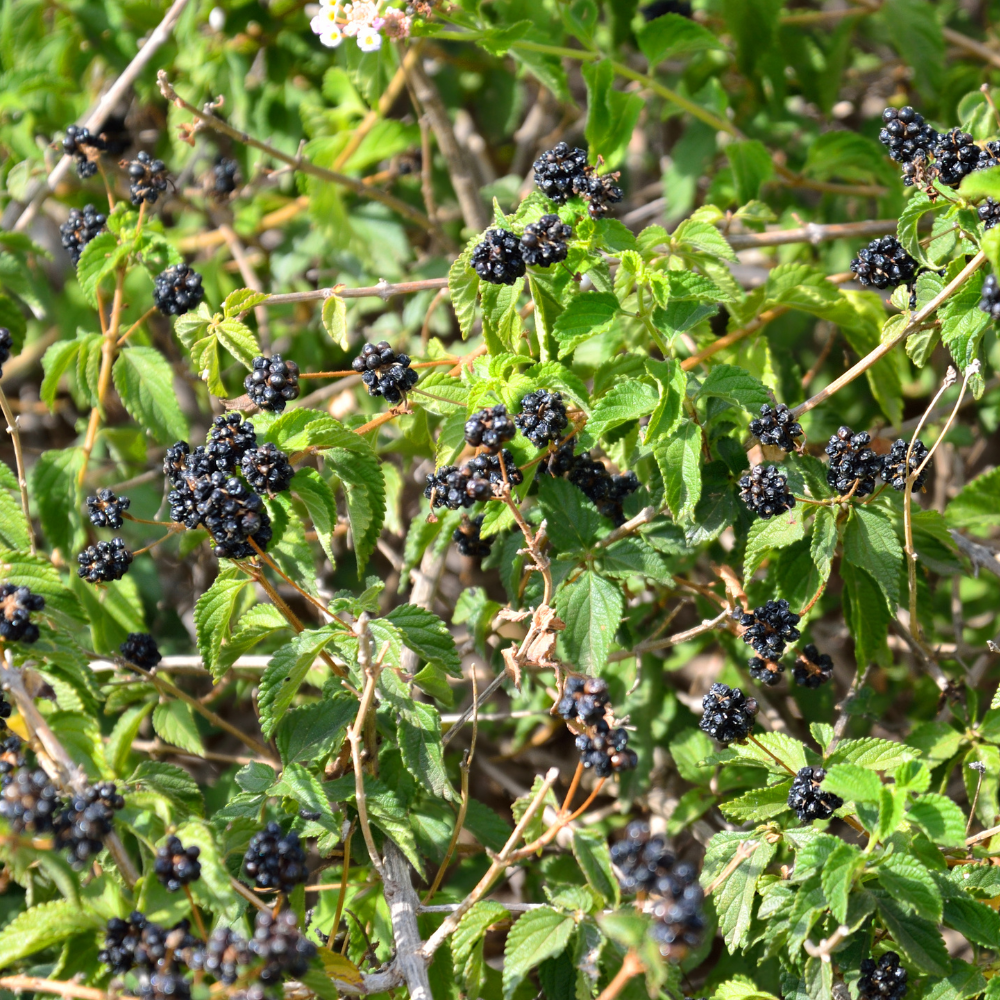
[
  {"left": 265, "top": 277, "right": 449, "bottom": 306},
  {"left": 0, "top": 977, "right": 140, "bottom": 1000},
  {"left": 595, "top": 951, "right": 645, "bottom": 1000},
  {"left": 608, "top": 608, "right": 731, "bottom": 662}
]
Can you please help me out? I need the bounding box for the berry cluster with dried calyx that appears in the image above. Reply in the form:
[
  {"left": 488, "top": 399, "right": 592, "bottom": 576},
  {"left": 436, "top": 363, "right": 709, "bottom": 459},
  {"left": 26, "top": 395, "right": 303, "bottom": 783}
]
[
  {"left": 54, "top": 782, "right": 125, "bottom": 865},
  {"left": 519, "top": 214, "right": 573, "bottom": 267},
  {"left": 60, "top": 205, "right": 107, "bottom": 264},
  {"left": 453, "top": 515, "right": 492, "bottom": 559},
  {"left": 532, "top": 143, "right": 623, "bottom": 219},
  {"left": 424, "top": 450, "right": 523, "bottom": 510},
  {"left": 979, "top": 199, "right": 1000, "bottom": 230},
  {"left": 515, "top": 390, "right": 568, "bottom": 447},
  {"left": 609, "top": 821, "right": 705, "bottom": 960},
  {"left": 749, "top": 403, "right": 802, "bottom": 453},
  {"left": 980, "top": 273, "right": 1000, "bottom": 321},
  {"left": 699, "top": 683, "right": 758, "bottom": 745},
  {"left": 464, "top": 404, "right": 515, "bottom": 453},
  {"left": 77, "top": 538, "right": 133, "bottom": 584},
  {"left": 858, "top": 952, "right": 908, "bottom": 1000},
  {"left": 734, "top": 600, "right": 801, "bottom": 659},
  {"left": 825, "top": 426, "right": 881, "bottom": 496},
  {"left": 787, "top": 766, "right": 842, "bottom": 822},
  {"left": 881, "top": 437, "right": 930, "bottom": 492},
  {"left": 212, "top": 157, "right": 239, "bottom": 199},
  {"left": 352, "top": 341, "right": 418, "bottom": 403},
  {"left": 242, "top": 820, "right": 308, "bottom": 894},
  {"left": 63, "top": 125, "right": 106, "bottom": 178},
  {"left": 241, "top": 442, "right": 295, "bottom": 495},
  {"left": 849, "top": 237, "right": 918, "bottom": 290},
  {"left": 124, "top": 151, "right": 170, "bottom": 205},
  {"left": 153, "top": 263, "right": 204, "bottom": 317},
  {"left": 792, "top": 643, "right": 834, "bottom": 689},
  {"left": 538, "top": 442, "right": 639, "bottom": 526},
  {"left": 748, "top": 656, "right": 783, "bottom": 687},
  {"left": 86, "top": 489, "right": 130, "bottom": 529},
  {"left": 154, "top": 835, "right": 202, "bottom": 891},
  {"left": 0, "top": 584, "right": 45, "bottom": 644},
  {"left": 245, "top": 355, "right": 301, "bottom": 412},
  {"left": 738, "top": 465, "right": 795, "bottom": 519},
  {"left": 250, "top": 910, "right": 317, "bottom": 985},
  {"left": 0, "top": 767, "right": 61, "bottom": 833},
  {"left": 120, "top": 632, "right": 162, "bottom": 670},
  {"left": 557, "top": 675, "right": 637, "bottom": 777},
  {"left": 207, "top": 413, "right": 258, "bottom": 472},
  {"left": 471, "top": 228, "right": 525, "bottom": 286}
]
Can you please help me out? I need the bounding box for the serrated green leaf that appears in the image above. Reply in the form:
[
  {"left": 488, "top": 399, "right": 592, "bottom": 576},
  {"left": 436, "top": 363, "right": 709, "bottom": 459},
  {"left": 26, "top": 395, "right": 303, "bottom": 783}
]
[
  {"left": 715, "top": 835, "right": 778, "bottom": 951},
  {"left": 553, "top": 291, "right": 620, "bottom": 356},
  {"left": 744, "top": 507, "right": 807, "bottom": 577},
  {"left": 908, "top": 793, "right": 967, "bottom": 847},
  {"left": 654, "top": 419, "right": 702, "bottom": 523},
  {"left": 825, "top": 737, "right": 916, "bottom": 773},
  {"left": 214, "top": 317, "right": 259, "bottom": 367},
  {"left": 112, "top": 346, "right": 188, "bottom": 444},
  {"left": 30, "top": 448, "right": 83, "bottom": 558},
  {"left": 292, "top": 468, "right": 338, "bottom": 565},
  {"left": 580, "top": 378, "right": 658, "bottom": 448},
  {"left": 40, "top": 336, "right": 83, "bottom": 410},
  {"left": 810, "top": 505, "right": 837, "bottom": 582},
  {"left": 275, "top": 695, "right": 356, "bottom": 765},
  {"left": 385, "top": 603, "right": 461, "bottom": 676},
  {"left": 947, "top": 466, "right": 1000, "bottom": 533},
  {"left": 878, "top": 854, "right": 942, "bottom": 921},
  {"left": 453, "top": 901, "right": 510, "bottom": 969},
  {"left": 718, "top": 781, "right": 792, "bottom": 822},
  {"left": 223, "top": 287, "right": 269, "bottom": 318},
  {"left": 555, "top": 570, "right": 623, "bottom": 673},
  {"left": 321, "top": 294, "right": 349, "bottom": 350},
  {"left": 75, "top": 231, "right": 125, "bottom": 307},
  {"left": 875, "top": 894, "right": 950, "bottom": 975},
  {"left": 820, "top": 763, "right": 882, "bottom": 803},
  {"left": 697, "top": 364, "right": 770, "bottom": 411},
  {"left": 821, "top": 842, "right": 862, "bottom": 923},
  {"left": 194, "top": 568, "right": 250, "bottom": 680},
  {"left": 0, "top": 899, "right": 102, "bottom": 968},
  {"left": 502, "top": 907, "right": 574, "bottom": 1000},
  {"left": 571, "top": 828, "right": 619, "bottom": 906},
  {"left": 636, "top": 12, "right": 721, "bottom": 64}
]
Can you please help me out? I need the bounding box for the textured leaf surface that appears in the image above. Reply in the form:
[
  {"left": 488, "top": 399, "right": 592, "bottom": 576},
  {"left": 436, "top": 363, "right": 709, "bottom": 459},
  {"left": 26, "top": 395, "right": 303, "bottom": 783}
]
[{"left": 113, "top": 346, "right": 188, "bottom": 444}]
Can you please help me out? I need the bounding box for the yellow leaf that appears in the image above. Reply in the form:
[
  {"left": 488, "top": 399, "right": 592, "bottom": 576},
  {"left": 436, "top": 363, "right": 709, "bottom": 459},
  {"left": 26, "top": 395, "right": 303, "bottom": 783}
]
[
  {"left": 318, "top": 946, "right": 365, "bottom": 988},
  {"left": 6, "top": 713, "right": 29, "bottom": 741}
]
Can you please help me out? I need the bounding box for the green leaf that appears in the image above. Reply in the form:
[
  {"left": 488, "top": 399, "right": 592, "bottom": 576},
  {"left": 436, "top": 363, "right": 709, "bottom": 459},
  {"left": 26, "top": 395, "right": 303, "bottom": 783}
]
[
  {"left": 882, "top": 0, "right": 943, "bottom": 100},
  {"left": 385, "top": 604, "right": 461, "bottom": 676},
  {"left": 30, "top": 447, "right": 83, "bottom": 557},
  {"left": 821, "top": 842, "right": 862, "bottom": 923},
  {"left": 258, "top": 625, "right": 343, "bottom": 737},
  {"left": 718, "top": 781, "right": 793, "bottom": 822},
  {"left": 194, "top": 568, "right": 250, "bottom": 681},
  {"left": 0, "top": 899, "right": 102, "bottom": 968},
  {"left": 292, "top": 468, "right": 339, "bottom": 565},
  {"left": 878, "top": 855, "right": 942, "bottom": 921},
  {"left": 572, "top": 828, "right": 619, "bottom": 906},
  {"left": 40, "top": 336, "right": 83, "bottom": 409},
  {"left": 947, "top": 466, "right": 1000, "bottom": 533},
  {"left": 810, "top": 505, "right": 838, "bottom": 581},
  {"left": 843, "top": 507, "right": 902, "bottom": 611},
  {"left": 896, "top": 191, "right": 940, "bottom": 268},
  {"left": 129, "top": 760, "right": 204, "bottom": 815},
  {"left": 217, "top": 605, "right": 289, "bottom": 674},
  {"left": 697, "top": 364, "right": 770, "bottom": 412},
  {"left": 908, "top": 793, "right": 967, "bottom": 847},
  {"left": 644, "top": 358, "right": 687, "bottom": 441},
  {"left": 744, "top": 508, "right": 808, "bottom": 577},
  {"left": 636, "top": 13, "right": 721, "bottom": 64},
  {"left": 825, "top": 737, "right": 916, "bottom": 773},
  {"left": 654, "top": 420, "right": 702, "bottom": 523},
  {"left": 714, "top": 835, "right": 778, "bottom": 951},
  {"left": 152, "top": 700, "right": 204, "bottom": 757},
  {"left": 321, "top": 294, "right": 349, "bottom": 350},
  {"left": 112, "top": 346, "right": 189, "bottom": 444},
  {"left": 223, "top": 287, "right": 269, "bottom": 318},
  {"left": 581, "top": 59, "right": 644, "bottom": 166},
  {"left": 275, "top": 696, "right": 355, "bottom": 765},
  {"left": 553, "top": 291, "right": 620, "bottom": 356},
  {"left": 502, "top": 907, "right": 575, "bottom": 1000},
  {"left": 875, "top": 895, "right": 950, "bottom": 975},
  {"left": 76, "top": 231, "right": 125, "bottom": 307},
  {"left": 579, "top": 379, "right": 657, "bottom": 446},
  {"left": 272, "top": 761, "right": 338, "bottom": 827},
  {"left": 841, "top": 561, "right": 891, "bottom": 666},
  {"left": 105, "top": 701, "right": 154, "bottom": 776},
  {"left": 396, "top": 699, "right": 456, "bottom": 801},
  {"left": 922, "top": 961, "right": 989, "bottom": 1000},
  {"left": 453, "top": 901, "right": 510, "bottom": 969},
  {"left": 214, "top": 317, "right": 260, "bottom": 368},
  {"left": 943, "top": 896, "right": 1000, "bottom": 948},
  {"left": 555, "top": 570, "right": 623, "bottom": 672},
  {"left": 726, "top": 140, "right": 775, "bottom": 204},
  {"left": 449, "top": 241, "right": 480, "bottom": 340},
  {"left": 820, "top": 763, "right": 882, "bottom": 803}
]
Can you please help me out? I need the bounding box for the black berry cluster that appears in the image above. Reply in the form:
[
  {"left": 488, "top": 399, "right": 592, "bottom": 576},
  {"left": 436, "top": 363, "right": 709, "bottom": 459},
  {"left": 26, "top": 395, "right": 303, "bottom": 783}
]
[
  {"left": 153, "top": 263, "right": 204, "bottom": 317},
  {"left": 881, "top": 437, "right": 929, "bottom": 492},
  {"left": 63, "top": 125, "right": 105, "bottom": 178},
  {"left": 207, "top": 414, "right": 258, "bottom": 472},
  {"left": 0, "top": 327, "right": 11, "bottom": 378},
  {"left": 699, "top": 683, "right": 758, "bottom": 745},
  {"left": 825, "top": 426, "right": 881, "bottom": 497},
  {"left": 453, "top": 515, "right": 492, "bottom": 559},
  {"left": 533, "top": 143, "right": 589, "bottom": 203},
  {"left": 351, "top": 341, "right": 419, "bottom": 402},
  {"left": 100, "top": 913, "right": 200, "bottom": 979},
  {"left": 124, "top": 151, "right": 170, "bottom": 205},
  {"left": 212, "top": 158, "right": 239, "bottom": 198},
  {"left": 787, "top": 766, "right": 843, "bottom": 822},
  {"left": 748, "top": 657, "right": 783, "bottom": 687},
  {"left": 242, "top": 821, "right": 308, "bottom": 894},
  {"left": 138, "top": 971, "right": 191, "bottom": 1000},
  {"left": 120, "top": 632, "right": 162, "bottom": 669},
  {"left": 245, "top": 355, "right": 301, "bottom": 412},
  {"left": 792, "top": 643, "right": 834, "bottom": 689},
  {"left": 932, "top": 128, "right": 980, "bottom": 188},
  {"left": 154, "top": 835, "right": 202, "bottom": 891},
  {"left": 849, "top": 237, "right": 918, "bottom": 290},
  {"left": 558, "top": 676, "right": 637, "bottom": 777},
  {"left": 519, "top": 214, "right": 572, "bottom": 267},
  {"left": 738, "top": 465, "right": 795, "bottom": 519},
  {"left": 250, "top": 910, "right": 317, "bottom": 985},
  {"left": 77, "top": 538, "right": 133, "bottom": 584},
  {"left": 878, "top": 107, "right": 937, "bottom": 168},
  {"left": 515, "top": 390, "right": 568, "bottom": 447},
  {"left": 980, "top": 273, "right": 1000, "bottom": 321},
  {"left": 464, "top": 404, "right": 515, "bottom": 453},
  {"left": 53, "top": 782, "right": 125, "bottom": 864},
  {"left": 0, "top": 695, "right": 10, "bottom": 732},
  {"left": 471, "top": 228, "right": 526, "bottom": 286},
  {"left": 734, "top": 600, "right": 801, "bottom": 659},
  {"left": 979, "top": 198, "right": 1000, "bottom": 230},
  {"left": 749, "top": 403, "right": 802, "bottom": 452},
  {"left": 609, "top": 822, "right": 705, "bottom": 960},
  {"left": 86, "top": 489, "right": 130, "bottom": 529},
  {"left": 0, "top": 767, "right": 61, "bottom": 833},
  {"left": 539, "top": 443, "right": 638, "bottom": 526},
  {"left": 99, "top": 912, "right": 150, "bottom": 974},
  {"left": 185, "top": 926, "right": 251, "bottom": 984},
  {"left": 0, "top": 584, "right": 45, "bottom": 644},
  {"left": 424, "top": 451, "right": 522, "bottom": 509},
  {"left": 858, "top": 953, "right": 908, "bottom": 1000},
  {"left": 241, "top": 443, "right": 295, "bottom": 494},
  {"left": 575, "top": 168, "right": 624, "bottom": 219},
  {"left": 169, "top": 470, "right": 272, "bottom": 559},
  {"left": 60, "top": 205, "right": 107, "bottom": 264}
]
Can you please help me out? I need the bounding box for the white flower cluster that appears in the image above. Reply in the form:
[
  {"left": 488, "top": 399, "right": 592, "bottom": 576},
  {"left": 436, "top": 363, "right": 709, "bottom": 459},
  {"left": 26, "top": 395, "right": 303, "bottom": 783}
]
[{"left": 309, "top": 0, "right": 411, "bottom": 51}]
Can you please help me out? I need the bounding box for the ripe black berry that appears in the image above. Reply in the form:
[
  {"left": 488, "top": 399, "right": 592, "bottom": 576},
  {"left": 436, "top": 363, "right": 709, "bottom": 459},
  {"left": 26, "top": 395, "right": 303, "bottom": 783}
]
[
  {"left": 979, "top": 198, "right": 1000, "bottom": 231},
  {"left": 99, "top": 913, "right": 148, "bottom": 974},
  {"left": 749, "top": 403, "right": 802, "bottom": 452},
  {"left": 206, "top": 413, "right": 257, "bottom": 472},
  {"left": 154, "top": 835, "right": 202, "bottom": 891},
  {"left": 245, "top": 355, "right": 301, "bottom": 412},
  {"left": 250, "top": 910, "right": 317, "bottom": 985},
  {"left": 212, "top": 158, "right": 239, "bottom": 199},
  {"left": 472, "top": 229, "right": 526, "bottom": 285},
  {"left": 515, "top": 390, "right": 568, "bottom": 447},
  {"left": 933, "top": 128, "right": 981, "bottom": 188},
  {"left": 568, "top": 455, "right": 638, "bottom": 526},
  {"left": 241, "top": 443, "right": 294, "bottom": 494},
  {"left": 184, "top": 927, "right": 251, "bottom": 984},
  {"left": 464, "top": 404, "right": 515, "bottom": 453},
  {"left": 351, "top": 341, "right": 419, "bottom": 404},
  {"left": 424, "top": 464, "right": 492, "bottom": 510},
  {"left": 0, "top": 694, "right": 10, "bottom": 732},
  {"left": 575, "top": 723, "right": 636, "bottom": 777},
  {"left": 120, "top": 632, "right": 162, "bottom": 670},
  {"left": 53, "top": 781, "right": 125, "bottom": 864},
  {"left": 825, "top": 426, "right": 881, "bottom": 496},
  {"left": 100, "top": 914, "right": 197, "bottom": 976},
  {"left": 858, "top": 953, "right": 908, "bottom": 1000},
  {"left": 787, "top": 766, "right": 842, "bottom": 822},
  {"left": 850, "top": 237, "right": 918, "bottom": 290},
  {"left": 748, "top": 657, "right": 783, "bottom": 687},
  {"left": 164, "top": 442, "right": 191, "bottom": 486},
  {"left": 610, "top": 822, "right": 669, "bottom": 894},
  {"left": 0, "top": 327, "right": 12, "bottom": 378},
  {"left": 138, "top": 971, "right": 191, "bottom": 1000},
  {"left": 738, "top": 465, "right": 795, "bottom": 519},
  {"left": 196, "top": 475, "right": 272, "bottom": 560},
  {"left": 0, "top": 767, "right": 61, "bottom": 833},
  {"left": 519, "top": 214, "right": 572, "bottom": 267},
  {"left": 86, "top": 489, "right": 130, "bottom": 529},
  {"left": 734, "top": 600, "right": 801, "bottom": 659},
  {"left": 243, "top": 821, "right": 308, "bottom": 894},
  {"left": 124, "top": 151, "right": 169, "bottom": 205},
  {"left": 792, "top": 644, "right": 834, "bottom": 689},
  {"left": 556, "top": 675, "right": 610, "bottom": 725},
  {"left": 533, "top": 143, "right": 589, "bottom": 204},
  {"left": 153, "top": 263, "right": 204, "bottom": 317},
  {"left": 0, "top": 584, "right": 45, "bottom": 644},
  {"left": 453, "top": 515, "right": 492, "bottom": 559},
  {"left": 979, "top": 273, "right": 1000, "bottom": 321},
  {"left": 63, "top": 125, "right": 105, "bottom": 178},
  {"left": 575, "top": 167, "right": 623, "bottom": 220},
  {"left": 699, "top": 682, "right": 758, "bottom": 745},
  {"left": 60, "top": 205, "right": 107, "bottom": 264},
  {"left": 878, "top": 107, "right": 937, "bottom": 166},
  {"left": 880, "top": 437, "right": 929, "bottom": 492},
  {"left": 77, "top": 538, "right": 133, "bottom": 583}
]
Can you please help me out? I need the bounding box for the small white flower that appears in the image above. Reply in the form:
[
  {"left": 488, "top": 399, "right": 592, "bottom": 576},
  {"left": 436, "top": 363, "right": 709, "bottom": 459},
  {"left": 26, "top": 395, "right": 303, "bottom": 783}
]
[
  {"left": 310, "top": 7, "right": 339, "bottom": 33},
  {"left": 355, "top": 23, "right": 382, "bottom": 51},
  {"left": 319, "top": 25, "right": 344, "bottom": 46},
  {"left": 208, "top": 6, "right": 225, "bottom": 30}
]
